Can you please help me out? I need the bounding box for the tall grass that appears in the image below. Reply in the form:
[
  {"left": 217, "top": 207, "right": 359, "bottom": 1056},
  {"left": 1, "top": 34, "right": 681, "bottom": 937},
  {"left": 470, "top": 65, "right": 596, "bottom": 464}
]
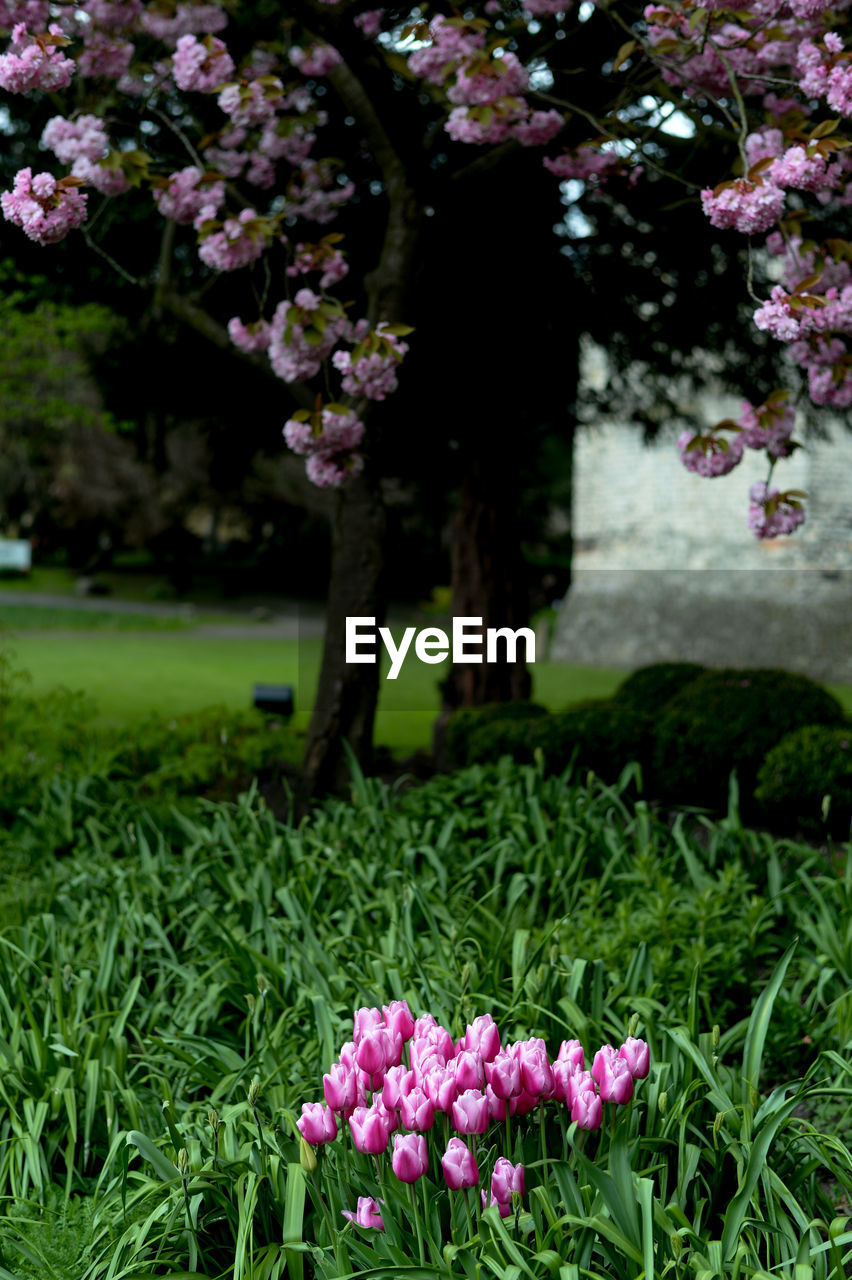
[{"left": 0, "top": 762, "right": 848, "bottom": 1275}]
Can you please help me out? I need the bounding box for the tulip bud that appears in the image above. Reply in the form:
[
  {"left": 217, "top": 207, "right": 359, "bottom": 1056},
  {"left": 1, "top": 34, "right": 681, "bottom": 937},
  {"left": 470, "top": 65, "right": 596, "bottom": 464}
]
[
  {"left": 248, "top": 1079, "right": 261, "bottom": 1107},
  {"left": 712, "top": 1024, "right": 720, "bottom": 1049},
  {"left": 628, "top": 1012, "right": 640, "bottom": 1039},
  {"left": 392, "top": 1132, "right": 428, "bottom": 1184},
  {"left": 298, "top": 1101, "right": 338, "bottom": 1145},
  {"left": 257, "top": 973, "right": 271, "bottom": 996},
  {"left": 670, "top": 1232, "right": 683, "bottom": 1259},
  {"left": 658, "top": 1091, "right": 667, "bottom": 1116},
  {"left": 441, "top": 1136, "right": 479, "bottom": 1190},
  {"left": 208, "top": 1108, "right": 220, "bottom": 1135},
  {"left": 178, "top": 1148, "right": 189, "bottom": 1177},
  {"left": 300, "top": 1136, "right": 318, "bottom": 1172},
  {"left": 245, "top": 994, "right": 256, "bottom": 1015},
  {"left": 342, "top": 1196, "right": 384, "bottom": 1230}
]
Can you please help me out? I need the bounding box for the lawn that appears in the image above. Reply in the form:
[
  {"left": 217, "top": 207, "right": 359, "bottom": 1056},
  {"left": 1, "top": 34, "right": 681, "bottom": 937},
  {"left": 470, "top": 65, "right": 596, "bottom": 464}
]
[{"left": 4, "top": 628, "right": 629, "bottom": 754}]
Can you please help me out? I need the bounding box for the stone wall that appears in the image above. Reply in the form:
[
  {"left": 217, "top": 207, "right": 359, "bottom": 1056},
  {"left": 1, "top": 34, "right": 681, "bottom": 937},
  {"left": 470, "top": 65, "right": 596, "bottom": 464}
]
[{"left": 551, "top": 410, "right": 852, "bottom": 682}]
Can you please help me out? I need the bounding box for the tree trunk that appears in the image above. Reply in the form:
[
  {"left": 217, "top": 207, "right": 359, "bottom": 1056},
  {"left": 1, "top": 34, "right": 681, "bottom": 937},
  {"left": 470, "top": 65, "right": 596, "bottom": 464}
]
[
  {"left": 300, "top": 465, "right": 387, "bottom": 795},
  {"left": 442, "top": 454, "right": 532, "bottom": 708}
]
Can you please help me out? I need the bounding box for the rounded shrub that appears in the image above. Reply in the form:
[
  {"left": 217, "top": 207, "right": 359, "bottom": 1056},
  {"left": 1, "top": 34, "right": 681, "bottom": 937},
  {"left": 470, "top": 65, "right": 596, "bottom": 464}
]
[
  {"left": 653, "top": 668, "right": 846, "bottom": 811},
  {"left": 614, "top": 662, "right": 707, "bottom": 713},
  {"left": 755, "top": 723, "right": 852, "bottom": 836},
  {"left": 466, "top": 698, "right": 648, "bottom": 782},
  {"left": 443, "top": 701, "right": 547, "bottom": 766}
]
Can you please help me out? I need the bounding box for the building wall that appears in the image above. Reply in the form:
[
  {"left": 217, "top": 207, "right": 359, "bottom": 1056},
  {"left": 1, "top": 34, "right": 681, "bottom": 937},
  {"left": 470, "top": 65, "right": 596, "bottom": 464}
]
[{"left": 551, "top": 410, "right": 852, "bottom": 681}]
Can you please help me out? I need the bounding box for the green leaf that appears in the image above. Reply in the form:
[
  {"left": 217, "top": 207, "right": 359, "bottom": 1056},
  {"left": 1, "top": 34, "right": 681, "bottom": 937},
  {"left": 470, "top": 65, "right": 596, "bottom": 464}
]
[
  {"left": 126, "top": 1130, "right": 179, "bottom": 1182},
  {"left": 741, "top": 940, "right": 797, "bottom": 1110}
]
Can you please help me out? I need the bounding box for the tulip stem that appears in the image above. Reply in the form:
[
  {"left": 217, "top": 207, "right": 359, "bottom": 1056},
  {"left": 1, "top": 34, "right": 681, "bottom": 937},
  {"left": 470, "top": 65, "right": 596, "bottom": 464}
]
[
  {"left": 409, "top": 1182, "right": 425, "bottom": 1265},
  {"left": 538, "top": 1101, "right": 549, "bottom": 1185},
  {"left": 504, "top": 1111, "right": 511, "bottom": 1160},
  {"left": 315, "top": 1172, "right": 341, "bottom": 1271},
  {"left": 463, "top": 1186, "right": 475, "bottom": 1243}
]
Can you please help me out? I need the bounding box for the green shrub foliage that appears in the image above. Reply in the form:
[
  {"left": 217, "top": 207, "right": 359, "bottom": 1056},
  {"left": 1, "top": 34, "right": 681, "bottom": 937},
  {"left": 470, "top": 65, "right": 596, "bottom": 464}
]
[
  {"left": 467, "top": 699, "right": 649, "bottom": 782},
  {"left": 613, "top": 661, "right": 707, "bottom": 712},
  {"left": 653, "top": 667, "right": 846, "bottom": 809},
  {"left": 755, "top": 723, "right": 852, "bottom": 836},
  {"left": 443, "top": 700, "right": 547, "bottom": 765}
]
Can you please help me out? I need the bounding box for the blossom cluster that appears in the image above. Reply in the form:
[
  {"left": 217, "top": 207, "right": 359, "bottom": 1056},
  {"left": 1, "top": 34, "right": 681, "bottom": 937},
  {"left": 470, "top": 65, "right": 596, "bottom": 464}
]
[
  {"left": 748, "top": 481, "right": 806, "bottom": 537},
  {"left": 677, "top": 393, "right": 802, "bottom": 537},
  {"left": 153, "top": 166, "right": 225, "bottom": 224},
  {"left": 407, "top": 16, "right": 563, "bottom": 149},
  {"left": 194, "top": 205, "right": 268, "bottom": 271},
  {"left": 332, "top": 324, "right": 410, "bottom": 401},
  {"left": 0, "top": 23, "right": 74, "bottom": 93},
  {"left": 40, "top": 113, "right": 129, "bottom": 195},
  {"left": 0, "top": 167, "right": 87, "bottom": 244},
  {"left": 297, "top": 1002, "right": 650, "bottom": 1227}
]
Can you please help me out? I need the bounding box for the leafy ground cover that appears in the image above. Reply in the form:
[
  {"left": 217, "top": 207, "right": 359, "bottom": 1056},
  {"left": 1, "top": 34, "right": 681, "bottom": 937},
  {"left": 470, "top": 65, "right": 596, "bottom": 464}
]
[{"left": 0, "top": 760, "right": 849, "bottom": 1278}]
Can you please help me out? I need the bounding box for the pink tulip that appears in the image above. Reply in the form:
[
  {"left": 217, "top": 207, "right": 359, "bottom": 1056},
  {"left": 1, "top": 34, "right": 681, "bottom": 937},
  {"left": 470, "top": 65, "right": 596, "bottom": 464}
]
[
  {"left": 619, "top": 1037, "right": 650, "bottom": 1080},
  {"left": 383, "top": 999, "right": 415, "bottom": 1041},
  {"left": 571, "top": 1085, "right": 603, "bottom": 1130},
  {"left": 338, "top": 1040, "right": 357, "bottom": 1071},
  {"left": 441, "top": 1135, "right": 479, "bottom": 1189},
  {"left": 382, "top": 1064, "right": 415, "bottom": 1109},
  {"left": 516, "top": 1039, "right": 555, "bottom": 1099},
  {"left": 591, "top": 1045, "right": 619, "bottom": 1088},
  {"left": 557, "top": 1039, "right": 586, "bottom": 1071},
  {"left": 323, "top": 1063, "right": 357, "bottom": 1113},
  {"left": 400, "top": 1085, "right": 435, "bottom": 1131},
  {"left": 511, "top": 1088, "right": 539, "bottom": 1116},
  {"left": 486, "top": 1050, "right": 522, "bottom": 1100},
  {"left": 375, "top": 1097, "right": 399, "bottom": 1134},
  {"left": 355, "top": 1027, "right": 389, "bottom": 1077},
  {"left": 491, "top": 1157, "right": 524, "bottom": 1203},
  {"left": 423, "top": 1064, "right": 458, "bottom": 1113},
  {"left": 482, "top": 1189, "right": 511, "bottom": 1217},
  {"left": 353, "top": 1007, "right": 383, "bottom": 1044},
  {"left": 597, "top": 1054, "right": 634, "bottom": 1105},
  {"left": 486, "top": 1083, "right": 507, "bottom": 1121},
  {"left": 348, "top": 1104, "right": 390, "bottom": 1154},
  {"left": 551, "top": 1058, "right": 577, "bottom": 1103},
  {"left": 430, "top": 1024, "right": 456, "bottom": 1061},
  {"left": 451, "top": 1088, "right": 489, "bottom": 1134},
  {"left": 464, "top": 1014, "right": 501, "bottom": 1062},
  {"left": 565, "top": 1068, "right": 594, "bottom": 1111},
  {"left": 453, "top": 1049, "right": 485, "bottom": 1092},
  {"left": 410, "top": 1041, "right": 444, "bottom": 1073},
  {"left": 342, "top": 1196, "right": 384, "bottom": 1230},
  {"left": 297, "top": 1102, "right": 338, "bottom": 1145},
  {"left": 392, "top": 1132, "right": 428, "bottom": 1183},
  {"left": 413, "top": 1013, "right": 437, "bottom": 1038}
]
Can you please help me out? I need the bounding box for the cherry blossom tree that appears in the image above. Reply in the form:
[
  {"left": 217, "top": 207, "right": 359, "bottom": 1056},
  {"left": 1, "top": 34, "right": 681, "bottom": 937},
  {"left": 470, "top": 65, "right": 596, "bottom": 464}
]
[{"left": 1, "top": 0, "right": 848, "bottom": 790}]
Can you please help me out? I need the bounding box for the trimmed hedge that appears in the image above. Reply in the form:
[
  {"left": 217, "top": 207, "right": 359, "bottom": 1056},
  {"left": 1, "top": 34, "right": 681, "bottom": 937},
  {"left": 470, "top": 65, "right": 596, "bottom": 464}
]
[
  {"left": 443, "top": 701, "right": 547, "bottom": 766},
  {"left": 653, "top": 668, "right": 846, "bottom": 810},
  {"left": 465, "top": 698, "right": 649, "bottom": 783},
  {"left": 614, "top": 662, "right": 707, "bottom": 713},
  {"left": 755, "top": 723, "right": 852, "bottom": 836}
]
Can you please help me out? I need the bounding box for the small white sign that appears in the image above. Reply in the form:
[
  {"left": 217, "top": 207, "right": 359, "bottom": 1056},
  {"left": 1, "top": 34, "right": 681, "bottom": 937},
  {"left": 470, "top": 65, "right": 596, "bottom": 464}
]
[{"left": 0, "top": 539, "right": 32, "bottom": 572}]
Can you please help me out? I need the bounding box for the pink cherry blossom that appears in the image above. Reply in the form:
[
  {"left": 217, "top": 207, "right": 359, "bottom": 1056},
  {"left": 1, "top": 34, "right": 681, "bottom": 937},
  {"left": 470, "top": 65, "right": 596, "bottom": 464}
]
[
  {"left": 0, "top": 23, "right": 75, "bottom": 92},
  {"left": 1, "top": 168, "right": 87, "bottom": 245},
  {"left": 701, "top": 178, "right": 785, "bottom": 234}
]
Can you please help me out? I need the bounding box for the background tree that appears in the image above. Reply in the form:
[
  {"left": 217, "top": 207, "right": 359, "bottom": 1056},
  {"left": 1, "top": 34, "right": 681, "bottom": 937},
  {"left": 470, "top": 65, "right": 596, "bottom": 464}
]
[{"left": 2, "top": 0, "right": 835, "bottom": 790}]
